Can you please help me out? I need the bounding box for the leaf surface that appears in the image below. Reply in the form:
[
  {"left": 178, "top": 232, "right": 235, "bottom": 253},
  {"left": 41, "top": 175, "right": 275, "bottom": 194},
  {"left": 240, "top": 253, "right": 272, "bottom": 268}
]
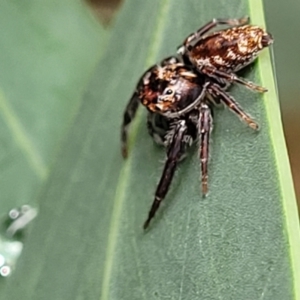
[
  {"left": 0, "top": 0, "right": 105, "bottom": 212},
  {"left": 4, "top": 1, "right": 300, "bottom": 299}
]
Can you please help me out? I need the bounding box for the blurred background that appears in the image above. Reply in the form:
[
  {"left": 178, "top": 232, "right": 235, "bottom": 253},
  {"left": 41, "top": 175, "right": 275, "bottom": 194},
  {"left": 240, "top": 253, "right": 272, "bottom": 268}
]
[{"left": 86, "top": 0, "right": 300, "bottom": 211}]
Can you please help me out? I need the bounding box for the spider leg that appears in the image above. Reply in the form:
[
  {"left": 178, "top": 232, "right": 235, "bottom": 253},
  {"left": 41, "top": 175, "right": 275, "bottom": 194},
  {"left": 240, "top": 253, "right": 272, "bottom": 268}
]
[
  {"left": 208, "top": 83, "right": 259, "bottom": 130},
  {"left": 178, "top": 17, "right": 249, "bottom": 53},
  {"left": 121, "top": 91, "right": 140, "bottom": 158},
  {"left": 143, "top": 120, "right": 189, "bottom": 229},
  {"left": 198, "top": 103, "right": 213, "bottom": 195},
  {"left": 200, "top": 65, "right": 267, "bottom": 93}
]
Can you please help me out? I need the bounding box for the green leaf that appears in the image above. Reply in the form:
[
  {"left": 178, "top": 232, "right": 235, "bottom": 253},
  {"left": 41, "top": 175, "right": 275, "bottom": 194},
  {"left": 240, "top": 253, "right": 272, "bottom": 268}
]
[
  {"left": 4, "top": 0, "right": 300, "bottom": 299},
  {"left": 0, "top": 0, "right": 106, "bottom": 213}
]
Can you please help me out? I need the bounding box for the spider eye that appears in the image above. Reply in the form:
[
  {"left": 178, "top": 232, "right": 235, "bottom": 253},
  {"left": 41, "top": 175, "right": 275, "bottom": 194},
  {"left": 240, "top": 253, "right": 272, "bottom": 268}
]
[{"left": 165, "top": 89, "right": 173, "bottom": 95}]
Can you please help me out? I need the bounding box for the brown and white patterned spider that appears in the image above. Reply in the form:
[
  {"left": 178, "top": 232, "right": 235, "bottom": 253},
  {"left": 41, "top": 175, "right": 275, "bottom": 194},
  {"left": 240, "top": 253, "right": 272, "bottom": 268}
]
[{"left": 121, "top": 17, "right": 273, "bottom": 229}]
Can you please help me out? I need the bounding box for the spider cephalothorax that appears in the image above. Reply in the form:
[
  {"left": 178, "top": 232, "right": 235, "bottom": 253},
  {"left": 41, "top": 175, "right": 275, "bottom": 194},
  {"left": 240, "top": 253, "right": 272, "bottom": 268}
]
[
  {"left": 121, "top": 17, "right": 273, "bottom": 229},
  {"left": 139, "top": 61, "right": 206, "bottom": 115}
]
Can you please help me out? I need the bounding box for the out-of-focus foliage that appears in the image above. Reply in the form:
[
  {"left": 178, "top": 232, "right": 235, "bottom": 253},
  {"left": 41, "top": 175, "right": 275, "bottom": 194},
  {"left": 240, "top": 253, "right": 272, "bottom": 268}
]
[{"left": 0, "top": 0, "right": 106, "bottom": 215}]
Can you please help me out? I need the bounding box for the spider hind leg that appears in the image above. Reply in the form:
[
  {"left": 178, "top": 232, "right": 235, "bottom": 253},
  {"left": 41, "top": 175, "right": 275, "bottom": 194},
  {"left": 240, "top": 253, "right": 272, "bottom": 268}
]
[
  {"left": 178, "top": 17, "right": 249, "bottom": 54},
  {"left": 200, "top": 65, "right": 267, "bottom": 93}
]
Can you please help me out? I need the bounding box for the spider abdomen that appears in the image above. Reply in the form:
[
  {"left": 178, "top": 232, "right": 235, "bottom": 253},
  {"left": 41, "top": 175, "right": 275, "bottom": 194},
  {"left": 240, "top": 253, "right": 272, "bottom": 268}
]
[{"left": 189, "top": 25, "right": 273, "bottom": 72}]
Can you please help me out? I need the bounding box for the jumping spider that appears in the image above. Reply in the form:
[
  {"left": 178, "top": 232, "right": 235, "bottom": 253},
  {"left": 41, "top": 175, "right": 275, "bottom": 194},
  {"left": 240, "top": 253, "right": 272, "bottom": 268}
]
[{"left": 121, "top": 17, "right": 273, "bottom": 229}]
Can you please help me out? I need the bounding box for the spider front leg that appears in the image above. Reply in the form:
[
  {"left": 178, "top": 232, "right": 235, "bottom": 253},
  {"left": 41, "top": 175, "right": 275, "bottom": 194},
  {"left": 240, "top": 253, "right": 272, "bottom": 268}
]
[
  {"left": 143, "top": 119, "right": 190, "bottom": 229},
  {"left": 198, "top": 103, "right": 213, "bottom": 195},
  {"left": 200, "top": 65, "right": 267, "bottom": 93},
  {"left": 178, "top": 17, "right": 249, "bottom": 54},
  {"left": 121, "top": 91, "right": 140, "bottom": 158},
  {"left": 208, "top": 82, "right": 259, "bottom": 130}
]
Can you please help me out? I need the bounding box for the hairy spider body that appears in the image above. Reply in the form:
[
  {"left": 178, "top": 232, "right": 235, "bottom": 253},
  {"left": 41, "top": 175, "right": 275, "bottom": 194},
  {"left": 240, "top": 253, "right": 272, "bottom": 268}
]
[
  {"left": 121, "top": 17, "right": 273, "bottom": 229},
  {"left": 182, "top": 25, "right": 272, "bottom": 72},
  {"left": 140, "top": 60, "right": 206, "bottom": 114},
  {"left": 179, "top": 17, "right": 273, "bottom": 94}
]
